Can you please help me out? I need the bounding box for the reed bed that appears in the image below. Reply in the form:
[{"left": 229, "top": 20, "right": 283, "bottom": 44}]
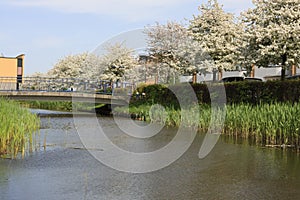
[
  {"left": 114, "top": 102, "right": 300, "bottom": 148},
  {"left": 224, "top": 103, "right": 300, "bottom": 147},
  {"left": 0, "top": 98, "right": 40, "bottom": 158}
]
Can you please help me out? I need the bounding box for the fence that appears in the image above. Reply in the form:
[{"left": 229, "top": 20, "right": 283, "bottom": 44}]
[{"left": 0, "top": 77, "right": 134, "bottom": 95}]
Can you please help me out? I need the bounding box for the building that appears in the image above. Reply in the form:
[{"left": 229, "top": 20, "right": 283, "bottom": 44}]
[
  {"left": 0, "top": 54, "right": 24, "bottom": 90},
  {"left": 180, "top": 65, "right": 300, "bottom": 83}
]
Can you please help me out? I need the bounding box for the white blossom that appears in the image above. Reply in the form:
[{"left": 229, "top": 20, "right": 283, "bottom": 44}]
[
  {"left": 145, "top": 21, "right": 213, "bottom": 79},
  {"left": 241, "top": 0, "right": 300, "bottom": 77},
  {"left": 99, "top": 43, "right": 138, "bottom": 82},
  {"left": 48, "top": 52, "right": 101, "bottom": 79},
  {"left": 189, "top": 0, "right": 243, "bottom": 71}
]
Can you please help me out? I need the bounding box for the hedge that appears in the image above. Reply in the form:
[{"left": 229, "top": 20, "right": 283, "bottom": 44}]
[{"left": 132, "top": 80, "right": 300, "bottom": 106}]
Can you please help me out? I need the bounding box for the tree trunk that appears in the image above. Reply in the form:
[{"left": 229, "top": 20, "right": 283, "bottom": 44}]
[
  {"left": 250, "top": 64, "right": 255, "bottom": 78},
  {"left": 218, "top": 68, "right": 223, "bottom": 80},
  {"left": 291, "top": 65, "right": 296, "bottom": 76},
  {"left": 192, "top": 71, "right": 197, "bottom": 84}
]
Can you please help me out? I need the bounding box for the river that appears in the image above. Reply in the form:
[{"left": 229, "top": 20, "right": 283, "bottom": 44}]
[{"left": 0, "top": 110, "right": 300, "bottom": 200}]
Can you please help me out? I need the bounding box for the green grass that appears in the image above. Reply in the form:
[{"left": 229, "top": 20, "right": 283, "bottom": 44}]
[
  {"left": 20, "top": 100, "right": 105, "bottom": 113},
  {"left": 20, "top": 100, "right": 73, "bottom": 111},
  {"left": 114, "top": 102, "right": 300, "bottom": 148},
  {"left": 0, "top": 98, "right": 40, "bottom": 158}
]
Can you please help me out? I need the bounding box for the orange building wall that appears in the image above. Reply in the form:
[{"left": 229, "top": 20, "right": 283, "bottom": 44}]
[
  {"left": 0, "top": 54, "right": 24, "bottom": 76},
  {"left": 0, "top": 57, "right": 18, "bottom": 77}
]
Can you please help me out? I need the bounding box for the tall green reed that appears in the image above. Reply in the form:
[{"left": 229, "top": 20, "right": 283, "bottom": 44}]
[
  {"left": 0, "top": 98, "right": 40, "bottom": 158},
  {"left": 114, "top": 102, "right": 300, "bottom": 148}
]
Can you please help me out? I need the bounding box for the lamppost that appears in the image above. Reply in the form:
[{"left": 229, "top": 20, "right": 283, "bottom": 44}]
[{"left": 143, "top": 59, "right": 147, "bottom": 83}]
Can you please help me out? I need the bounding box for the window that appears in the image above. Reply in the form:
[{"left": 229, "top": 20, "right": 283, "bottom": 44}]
[{"left": 17, "top": 58, "right": 23, "bottom": 67}]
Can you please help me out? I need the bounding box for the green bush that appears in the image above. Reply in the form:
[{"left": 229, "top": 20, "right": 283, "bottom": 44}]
[
  {"left": 132, "top": 84, "right": 182, "bottom": 108},
  {"left": 133, "top": 80, "right": 300, "bottom": 106},
  {"left": 223, "top": 80, "right": 300, "bottom": 104}
]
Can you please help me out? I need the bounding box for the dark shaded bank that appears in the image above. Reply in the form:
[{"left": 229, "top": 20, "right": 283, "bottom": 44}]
[
  {"left": 20, "top": 100, "right": 113, "bottom": 115},
  {"left": 94, "top": 104, "right": 112, "bottom": 115}
]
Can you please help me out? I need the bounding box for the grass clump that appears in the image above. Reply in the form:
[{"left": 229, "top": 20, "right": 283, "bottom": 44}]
[{"left": 0, "top": 98, "right": 40, "bottom": 158}]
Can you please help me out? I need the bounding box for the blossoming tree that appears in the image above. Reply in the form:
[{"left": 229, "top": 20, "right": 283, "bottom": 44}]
[
  {"left": 241, "top": 0, "right": 300, "bottom": 80},
  {"left": 189, "top": 0, "right": 243, "bottom": 77},
  {"left": 48, "top": 52, "right": 101, "bottom": 79},
  {"left": 99, "top": 43, "right": 138, "bottom": 83},
  {"left": 145, "top": 21, "right": 213, "bottom": 83}
]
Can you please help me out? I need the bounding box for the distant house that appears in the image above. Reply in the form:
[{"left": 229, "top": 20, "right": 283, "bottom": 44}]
[
  {"left": 180, "top": 65, "right": 300, "bottom": 83},
  {"left": 0, "top": 54, "right": 24, "bottom": 90},
  {"left": 253, "top": 66, "right": 282, "bottom": 80},
  {"left": 253, "top": 65, "right": 300, "bottom": 80}
]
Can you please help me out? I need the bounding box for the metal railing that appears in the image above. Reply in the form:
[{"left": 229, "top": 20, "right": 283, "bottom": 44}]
[{"left": 0, "top": 77, "right": 135, "bottom": 95}]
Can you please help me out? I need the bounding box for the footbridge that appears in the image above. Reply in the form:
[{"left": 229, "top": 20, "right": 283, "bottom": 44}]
[{"left": 0, "top": 77, "right": 134, "bottom": 105}]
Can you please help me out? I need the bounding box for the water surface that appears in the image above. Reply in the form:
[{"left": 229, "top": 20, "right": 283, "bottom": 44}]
[{"left": 0, "top": 110, "right": 300, "bottom": 200}]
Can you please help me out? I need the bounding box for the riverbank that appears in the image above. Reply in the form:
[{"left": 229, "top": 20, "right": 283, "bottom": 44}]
[
  {"left": 0, "top": 98, "right": 40, "bottom": 158},
  {"left": 19, "top": 100, "right": 73, "bottom": 111},
  {"left": 19, "top": 100, "right": 107, "bottom": 114},
  {"left": 114, "top": 102, "right": 300, "bottom": 149}
]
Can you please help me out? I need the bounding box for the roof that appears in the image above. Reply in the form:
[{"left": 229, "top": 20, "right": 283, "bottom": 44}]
[{"left": 0, "top": 54, "right": 25, "bottom": 59}]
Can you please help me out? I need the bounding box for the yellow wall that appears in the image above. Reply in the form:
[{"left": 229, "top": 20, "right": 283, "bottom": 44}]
[
  {"left": 0, "top": 57, "right": 18, "bottom": 77},
  {"left": 0, "top": 54, "right": 24, "bottom": 85},
  {"left": 0, "top": 54, "right": 24, "bottom": 86}
]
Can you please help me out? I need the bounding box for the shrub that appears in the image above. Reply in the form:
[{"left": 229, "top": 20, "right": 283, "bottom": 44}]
[{"left": 133, "top": 80, "right": 300, "bottom": 106}]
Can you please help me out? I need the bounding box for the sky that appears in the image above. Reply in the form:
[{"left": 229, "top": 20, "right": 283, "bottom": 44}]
[{"left": 0, "top": 0, "right": 254, "bottom": 75}]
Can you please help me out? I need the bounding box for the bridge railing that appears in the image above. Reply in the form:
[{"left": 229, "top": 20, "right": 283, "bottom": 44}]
[{"left": 0, "top": 77, "right": 135, "bottom": 95}]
